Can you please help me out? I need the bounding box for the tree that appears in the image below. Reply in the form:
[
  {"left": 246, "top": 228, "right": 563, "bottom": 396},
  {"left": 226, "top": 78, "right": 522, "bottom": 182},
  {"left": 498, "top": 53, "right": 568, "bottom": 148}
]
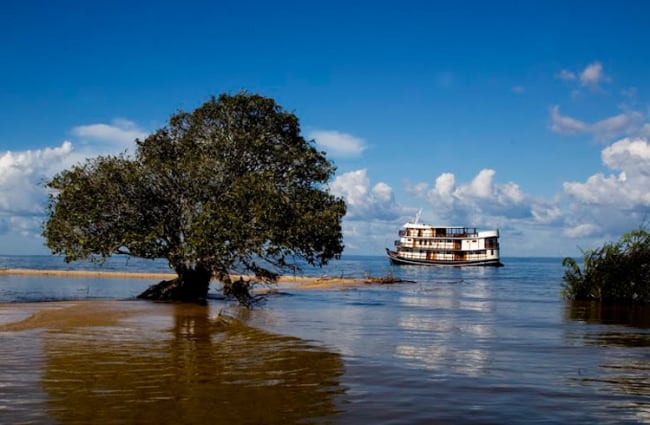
[
  {"left": 562, "top": 227, "right": 650, "bottom": 304},
  {"left": 43, "top": 93, "right": 347, "bottom": 304}
]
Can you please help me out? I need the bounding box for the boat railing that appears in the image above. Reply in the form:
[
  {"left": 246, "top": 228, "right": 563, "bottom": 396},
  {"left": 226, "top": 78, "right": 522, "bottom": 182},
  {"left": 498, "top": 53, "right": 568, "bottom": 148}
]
[{"left": 402, "top": 233, "right": 480, "bottom": 239}]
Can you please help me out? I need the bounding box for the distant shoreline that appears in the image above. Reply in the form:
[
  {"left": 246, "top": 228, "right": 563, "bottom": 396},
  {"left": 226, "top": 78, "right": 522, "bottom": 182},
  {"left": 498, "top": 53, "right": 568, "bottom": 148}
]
[{"left": 0, "top": 268, "right": 367, "bottom": 288}]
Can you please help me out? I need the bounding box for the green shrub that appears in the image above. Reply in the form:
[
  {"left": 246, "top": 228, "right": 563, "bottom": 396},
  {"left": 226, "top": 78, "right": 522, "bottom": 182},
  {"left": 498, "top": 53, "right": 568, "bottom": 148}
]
[{"left": 562, "top": 228, "right": 650, "bottom": 304}]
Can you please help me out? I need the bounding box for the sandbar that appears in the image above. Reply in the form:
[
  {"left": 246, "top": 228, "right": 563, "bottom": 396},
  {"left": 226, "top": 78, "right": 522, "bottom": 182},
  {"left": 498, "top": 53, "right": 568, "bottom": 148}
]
[{"left": 0, "top": 268, "right": 368, "bottom": 289}]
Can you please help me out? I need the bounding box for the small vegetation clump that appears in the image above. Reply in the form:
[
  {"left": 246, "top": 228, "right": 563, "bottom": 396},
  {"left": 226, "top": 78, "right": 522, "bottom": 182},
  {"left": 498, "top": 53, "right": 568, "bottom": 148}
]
[
  {"left": 363, "top": 271, "right": 415, "bottom": 284},
  {"left": 562, "top": 227, "right": 650, "bottom": 304}
]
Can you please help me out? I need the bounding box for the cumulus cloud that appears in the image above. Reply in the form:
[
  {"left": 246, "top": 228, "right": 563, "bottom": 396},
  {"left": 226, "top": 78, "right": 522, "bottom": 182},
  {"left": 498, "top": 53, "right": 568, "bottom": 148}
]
[
  {"left": 550, "top": 105, "right": 647, "bottom": 142},
  {"left": 531, "top": 204, "right": 561, "bottom": 224},
  {"left": 566, "top": 137, "right": 650, "bottom": 204},
  {"left": 72, "top": 119, "right": 147, "bottom": 153},
  {"left": 0, "top": 142, "right": 74, "bottom": 216},
  {"left": 309, "top": 130, "right": 367, "bottom": 158},
  {"left": 429, "top": 173, "right": 456, "bottom": 208},
  {"left": 563, "top": 137, "right": 650, "bottom": 239},
  {"left": 399, "top": 169, "right": 580, "bottom": 256},
  {"left": 0, "top": 119, "right": 148, "bottom": 244},
  {"left": 549, "top": 64, "right": 650, "bottom": 244},
  {"left": 330, "top": 169, "right": 411, "bottom": 220},
  {"left": 1, "top": 120, "right": 147, "bottom": 218},
  {"left": 417, "top": 169, "right": 534, "bottom": 226},
  {"left": 327, "top": 169, "right": 418, "bottom": 254},
  {"left": 407, "top": 164, "right": 645, "bottom": 253},
  {"left": 565, "top": 223, "right": 600, "bottom": 238}
]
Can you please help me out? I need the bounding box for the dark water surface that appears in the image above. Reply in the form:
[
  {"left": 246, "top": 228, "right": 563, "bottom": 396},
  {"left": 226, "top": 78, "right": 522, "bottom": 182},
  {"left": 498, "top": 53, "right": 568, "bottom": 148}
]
[{"left": 1, "top": 256, "right": 649, "bottom": 424}]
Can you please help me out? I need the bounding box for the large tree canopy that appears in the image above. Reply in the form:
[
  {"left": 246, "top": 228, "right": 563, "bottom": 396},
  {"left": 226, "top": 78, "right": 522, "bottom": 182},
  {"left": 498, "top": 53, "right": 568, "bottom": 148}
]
[{"left": 43, "top": 93, "right": 346, "bottom": 303}]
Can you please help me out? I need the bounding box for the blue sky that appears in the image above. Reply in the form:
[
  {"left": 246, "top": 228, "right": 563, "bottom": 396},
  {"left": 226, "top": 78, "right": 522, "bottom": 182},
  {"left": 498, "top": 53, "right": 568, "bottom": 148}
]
[{"left": 2, "top": 1, "right": 650, "bottom": 257}]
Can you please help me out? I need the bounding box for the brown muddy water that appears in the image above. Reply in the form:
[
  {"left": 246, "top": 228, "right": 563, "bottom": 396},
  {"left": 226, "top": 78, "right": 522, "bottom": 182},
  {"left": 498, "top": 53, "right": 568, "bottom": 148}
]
[{"left": 1, "top": 257, "right": 649, "bottom": 424}]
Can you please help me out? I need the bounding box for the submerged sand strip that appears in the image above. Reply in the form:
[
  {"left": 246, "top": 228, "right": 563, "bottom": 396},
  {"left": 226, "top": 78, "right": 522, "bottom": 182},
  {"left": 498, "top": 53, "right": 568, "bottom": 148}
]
[
  {"left": 0, "top": 268, "right": 176, "bottom": 280},
  {"left": 0, "top": 268, "right": 366, "bottom": 288},
  {"left": 0, "top": 300, "right": 141, "bottom": 331}
]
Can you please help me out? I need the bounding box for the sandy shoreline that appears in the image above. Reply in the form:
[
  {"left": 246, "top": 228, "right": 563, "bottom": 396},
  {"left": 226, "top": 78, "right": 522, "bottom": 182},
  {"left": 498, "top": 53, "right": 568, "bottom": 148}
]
[
  {"left": 0, "top": 267, "right": 367, "bottom": 288},
  {"left": 0, "top": 268, "right": 176, "bottom": 280}
]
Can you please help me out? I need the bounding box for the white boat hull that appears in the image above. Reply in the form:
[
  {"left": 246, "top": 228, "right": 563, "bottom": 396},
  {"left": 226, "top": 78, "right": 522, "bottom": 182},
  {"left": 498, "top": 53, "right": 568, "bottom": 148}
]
[{"left": 386, "top": 249, "right": 503, "bottom": 267}]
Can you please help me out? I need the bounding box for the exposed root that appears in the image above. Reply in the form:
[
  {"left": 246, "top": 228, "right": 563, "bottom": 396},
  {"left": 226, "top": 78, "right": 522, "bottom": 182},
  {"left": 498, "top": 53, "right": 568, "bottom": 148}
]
[
  {"left": 137, "top": 276, "right": 209, "bottom": 303},
  {"left": 363, "top": 273, "right": 416, "bottom": 285},
  {"left": 222, "top": 276, "right": 266, "bottom": 307}
]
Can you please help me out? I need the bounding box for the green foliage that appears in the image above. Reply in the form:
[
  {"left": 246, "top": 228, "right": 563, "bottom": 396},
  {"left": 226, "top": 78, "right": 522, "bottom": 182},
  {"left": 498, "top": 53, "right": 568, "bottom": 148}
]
[
  {"left": 43, "top": 93, "right": 346, "bottom": 299},
  {"left": 562, "top": 227, "right": 650, "bottom": 304}
]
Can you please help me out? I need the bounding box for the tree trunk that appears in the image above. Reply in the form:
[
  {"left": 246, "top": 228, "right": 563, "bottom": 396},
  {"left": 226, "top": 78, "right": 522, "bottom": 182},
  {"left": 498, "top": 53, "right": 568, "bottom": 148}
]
[{"left": 137, "top": 264, "right": 211, "bottom": 302}]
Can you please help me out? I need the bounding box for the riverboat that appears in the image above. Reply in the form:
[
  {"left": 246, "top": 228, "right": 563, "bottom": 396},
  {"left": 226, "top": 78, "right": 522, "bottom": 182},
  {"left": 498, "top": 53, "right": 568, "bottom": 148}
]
[{"left": 386, "top": 213, "right": 503, "bottom": 267}]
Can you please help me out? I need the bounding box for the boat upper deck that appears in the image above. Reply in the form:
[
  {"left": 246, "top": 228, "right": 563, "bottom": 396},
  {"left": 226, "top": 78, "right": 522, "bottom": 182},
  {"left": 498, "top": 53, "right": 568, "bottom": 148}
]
[{"left": 399, "top": 224, "right": 498, "bottom": 239}]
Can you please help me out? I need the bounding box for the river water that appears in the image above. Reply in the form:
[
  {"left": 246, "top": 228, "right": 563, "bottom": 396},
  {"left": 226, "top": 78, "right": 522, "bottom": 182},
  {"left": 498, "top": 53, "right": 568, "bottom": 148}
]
[{"left": 1, "top": 256, "right": 649, "bottom": 424}]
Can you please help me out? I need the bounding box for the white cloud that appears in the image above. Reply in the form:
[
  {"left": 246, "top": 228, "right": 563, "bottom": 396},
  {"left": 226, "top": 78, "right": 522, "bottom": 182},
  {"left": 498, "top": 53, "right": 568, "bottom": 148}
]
[
  {"left": 398, "top": 169, "right": 580, "bottom": 257},
  {"left": 580, "top": 61, "right": 608, "bottom": 88},
  {"left": 550, "top": 105, "right": 647, "bottom": 142},
  {"left": 562, "top": 137, "right": 650, "bottom": 240},
  {"left": 602, "top": 137, "right": 650, "bottom": 172},
  {"left": 0, "top": 119, "right": 148, "bottom": 247},
  {"left": 309, "top": 130, "right": 366, "bottom": 158},
  {"left": 564, "top": 172, "right": 632, "bottom": 205},
  {"left": 420, "top": 169, "right": 534, "bottom": 226},
  {"left": 550, "top": 105, "right": 589, "bottom": 135},
  {"left": 330, "top": 169, "right": 410, "bottom": 220},
  {"left": 465, "top": 169, "right": 496, "bottom": 198},
  {"left": 555, "top": 61, "right": 610, "bottom": 98},
  {"left": 72, "top": 119, "right": 147, "bottom": 153},
  {"left": 0, "top": 119, "right": 148, "bottom": 219},
  {"left": 402, "top": 160, "right": 648, "bottom": 255},
  {"left": 531, "top": 204, "right": 561, "bottom": 224},
  {"left": 591, "top": 110, "right": 645, "bottom": 142},
  {"left": 0, "top": 142, "right": 74, "bottom": 216},
  {"left": 430, "top": 173, "right": 456, "bottom": 207},
  {"left": 328, "top": 169, "right": 417, "bottom": 255},
  {"left": 564, "top": 223, "right": 600, "bottom": 238}
]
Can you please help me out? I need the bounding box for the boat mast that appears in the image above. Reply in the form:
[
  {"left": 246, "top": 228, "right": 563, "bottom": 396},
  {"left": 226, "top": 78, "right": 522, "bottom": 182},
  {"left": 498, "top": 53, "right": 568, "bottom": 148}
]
[{"left": 414, "top": 208, "right": 422, "bottom": 225}]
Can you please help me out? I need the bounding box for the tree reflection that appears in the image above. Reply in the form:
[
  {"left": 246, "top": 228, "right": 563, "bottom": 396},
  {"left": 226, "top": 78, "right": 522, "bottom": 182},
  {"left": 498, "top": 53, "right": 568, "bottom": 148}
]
[
  {"left": 42, "top": 302, "right": 346, "bottom": 424},
  {"left": 567, "top": 301, "right": 650, "bottom": 330}
]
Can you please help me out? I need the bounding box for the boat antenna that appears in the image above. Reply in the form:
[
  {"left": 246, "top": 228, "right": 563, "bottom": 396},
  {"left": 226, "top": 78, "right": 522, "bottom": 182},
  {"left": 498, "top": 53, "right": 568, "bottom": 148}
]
[{"left": 414, "top": 208, "right": 422, "bottom": 224}]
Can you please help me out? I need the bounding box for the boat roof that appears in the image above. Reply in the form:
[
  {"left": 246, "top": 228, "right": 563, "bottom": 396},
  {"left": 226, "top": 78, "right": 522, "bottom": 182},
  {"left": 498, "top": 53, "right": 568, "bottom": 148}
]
[
  {"left": 404, "top": 222, "right": 476, "bottom": 229},
  {"left": 402, "top": 210, "right": 497, "bottom": 232},
  {"left": 403, "top": 223, "right": 498, "bottom": 233}
]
